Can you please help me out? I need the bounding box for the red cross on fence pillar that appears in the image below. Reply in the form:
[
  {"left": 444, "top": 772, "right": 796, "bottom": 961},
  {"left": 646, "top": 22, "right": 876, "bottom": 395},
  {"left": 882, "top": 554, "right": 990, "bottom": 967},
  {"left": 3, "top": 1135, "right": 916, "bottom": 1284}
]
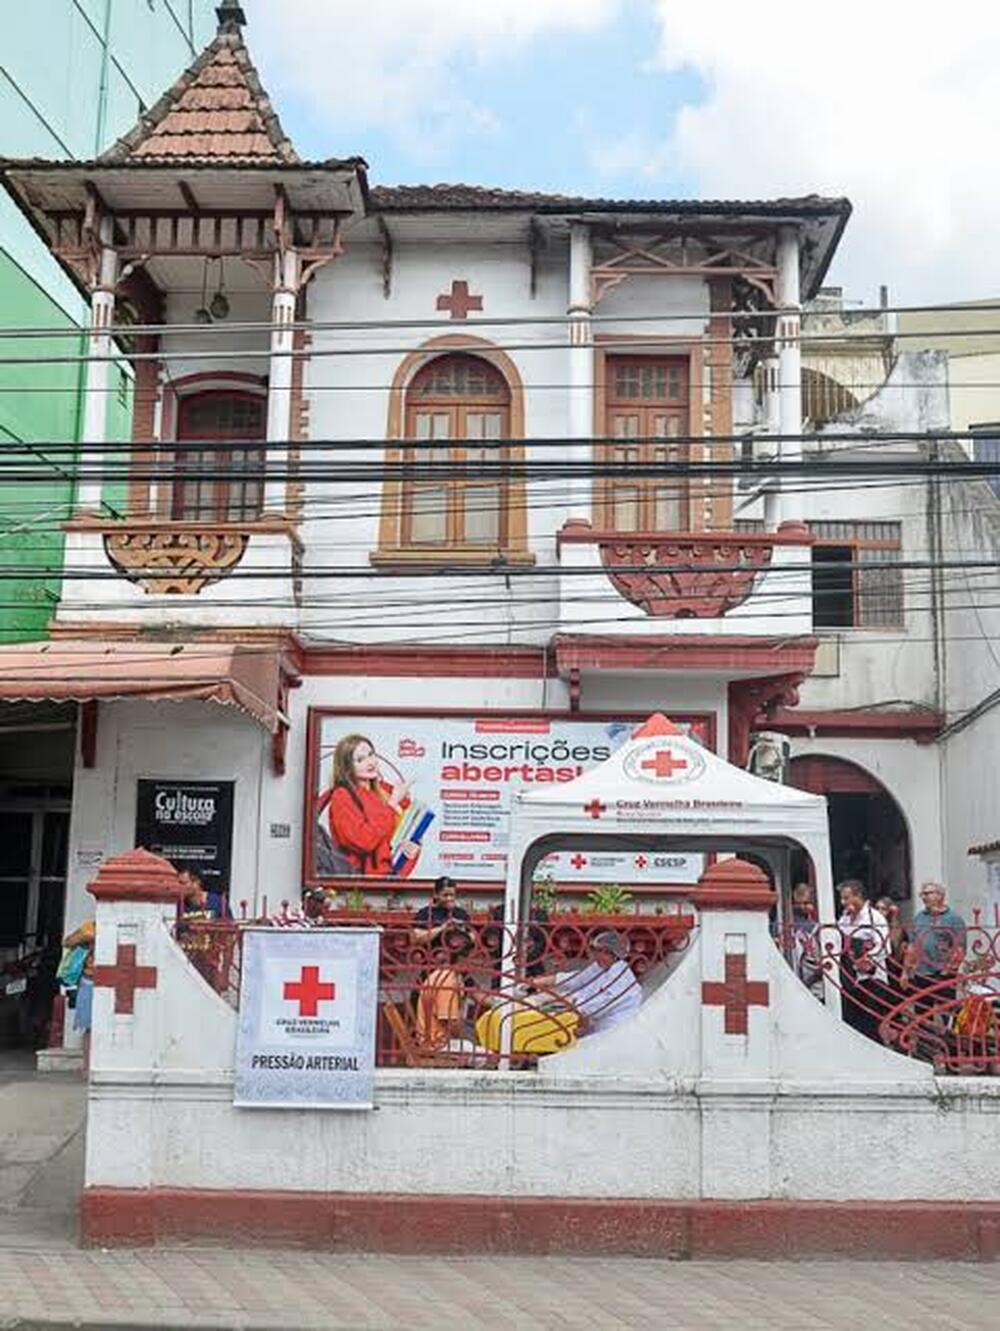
[
  {"left": 284, "top": 965, "right": 336, "bottom": 1018},
  {"left": 436, "top": 279, "right": 483, "bottom": 320},
  {"left": 701, "top": 953, "right": 770, "bottom": 1036},
  {"left": 641, "top": 748, "right": 689, "bottom": 779},
  {"left": 93, "top": 942, "right": 158, "bottom": 1015}
]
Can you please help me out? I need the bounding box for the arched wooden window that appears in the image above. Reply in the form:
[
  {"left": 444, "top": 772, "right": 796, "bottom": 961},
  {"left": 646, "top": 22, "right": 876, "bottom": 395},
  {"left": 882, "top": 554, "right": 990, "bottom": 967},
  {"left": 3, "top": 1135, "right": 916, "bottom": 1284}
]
[
  {"left": 173, "top": 390, "right": 266, "bottom": 522},
  {"left": 602, "top": 355, "right": 690, "bottom": 531},
  {"left": 399, "top": 354, "right": 512, "bottom": 549}
]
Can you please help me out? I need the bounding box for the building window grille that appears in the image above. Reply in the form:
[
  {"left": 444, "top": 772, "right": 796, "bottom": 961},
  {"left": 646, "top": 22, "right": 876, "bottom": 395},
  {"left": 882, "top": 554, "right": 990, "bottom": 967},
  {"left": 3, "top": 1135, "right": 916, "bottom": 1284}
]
[
  {"left": 972, "top": 426, "right": 1000, "bottom": 498},
  {"left": 172, "top": 391, "right": 266, "bottom": 523},
  {"left": 400, "top": 354, "right": 512, "bottom": 550},
  {"left": 601, "top": 355, "right": 691, "bottom": 532}
]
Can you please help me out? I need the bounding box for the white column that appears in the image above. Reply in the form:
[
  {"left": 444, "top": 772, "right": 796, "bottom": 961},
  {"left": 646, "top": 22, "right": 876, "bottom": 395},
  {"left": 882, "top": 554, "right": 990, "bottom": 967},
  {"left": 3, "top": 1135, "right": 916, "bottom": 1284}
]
[
  {"left": 760, "top": 355, "right": 781, "bottom": 529},
  {"left": 76, "top": 219, "right": 117, "bottom": 512},
  {"left": 264, "top": 248, "right": 299, "bottom": 514},
  {"left": 769, "top": 226, "right": 802, "bottom": 529},
  {"left": 567, "top": 223, "right": 594, "bottom": 521}
]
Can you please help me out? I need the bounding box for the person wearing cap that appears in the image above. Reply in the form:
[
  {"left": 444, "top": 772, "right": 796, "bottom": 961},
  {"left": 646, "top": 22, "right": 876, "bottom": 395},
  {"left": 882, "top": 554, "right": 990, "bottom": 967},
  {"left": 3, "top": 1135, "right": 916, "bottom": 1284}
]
[
  {"left": 533, "top": 930, "right": 642, "bottom": 1036},
  {"left": 412, "top": 875, "right": 470, "bottom": 945}
]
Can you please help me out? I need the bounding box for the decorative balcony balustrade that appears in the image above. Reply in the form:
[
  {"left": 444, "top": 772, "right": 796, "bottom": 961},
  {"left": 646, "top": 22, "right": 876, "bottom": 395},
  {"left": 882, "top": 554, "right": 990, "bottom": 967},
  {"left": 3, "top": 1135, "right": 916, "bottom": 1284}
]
[
  {"left": 557, "top": 519, "right": 813, "bottom": 620},
  {"left": 63, "top": 515, "right": 300, "bottom": 598}
]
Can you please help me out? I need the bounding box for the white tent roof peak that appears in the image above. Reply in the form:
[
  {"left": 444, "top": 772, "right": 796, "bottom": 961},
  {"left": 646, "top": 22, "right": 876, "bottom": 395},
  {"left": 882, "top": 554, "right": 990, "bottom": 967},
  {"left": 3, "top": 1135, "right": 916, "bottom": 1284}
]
[{"left": 515, "top": 711, "right": 824, "bottom": 815}]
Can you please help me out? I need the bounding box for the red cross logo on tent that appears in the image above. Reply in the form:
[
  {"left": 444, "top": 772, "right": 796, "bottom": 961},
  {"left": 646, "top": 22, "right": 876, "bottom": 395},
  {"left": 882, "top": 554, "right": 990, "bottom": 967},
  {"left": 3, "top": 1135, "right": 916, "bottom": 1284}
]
[
  {"left": 283, "top": 965, "right": 336, "bottom": 1017},
  {"left": 583, "top": 799, "right": 606, "bottom": 819},
  {"left": 570, "top": 853, "right": 588, "bottom": 870},
  {"left": 634, "top": 854, "right": 648, "bottom": 870},
  {"left": 641, "top": 748, "right": 689, "bottom": 780}
]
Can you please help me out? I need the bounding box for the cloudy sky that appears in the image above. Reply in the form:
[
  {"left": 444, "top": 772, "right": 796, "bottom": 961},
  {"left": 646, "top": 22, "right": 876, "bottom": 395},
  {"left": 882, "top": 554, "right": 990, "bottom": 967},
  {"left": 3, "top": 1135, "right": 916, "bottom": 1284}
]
[{"left": 248, "top": 0, "right": 999, "bottom": 306}]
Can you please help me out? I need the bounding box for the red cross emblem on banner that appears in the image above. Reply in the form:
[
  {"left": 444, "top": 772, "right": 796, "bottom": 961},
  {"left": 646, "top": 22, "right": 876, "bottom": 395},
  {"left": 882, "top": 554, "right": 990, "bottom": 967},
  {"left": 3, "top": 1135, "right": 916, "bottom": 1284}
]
[
  {"left": 634, "top": 854, "right": 648, "bottom": 870},
  {"left": 641, "top": 748, "right": 689, "bottom": 779},
  {"left": 570, "top": 854, "right": 587, "bottom": 870},
  {"left": 283, "top": 965, "right": 336, "bottom": 1017},
  {"left": 701, "top": 954, "right": 769, "bottom": 1036},
  {"left": 583, "top": 799, "right": 606, "bottom": 819}
]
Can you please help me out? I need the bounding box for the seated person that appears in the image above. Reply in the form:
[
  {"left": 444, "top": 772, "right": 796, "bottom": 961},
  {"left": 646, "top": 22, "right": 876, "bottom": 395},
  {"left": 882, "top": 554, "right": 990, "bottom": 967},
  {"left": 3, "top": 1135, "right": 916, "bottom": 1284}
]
[
  {"left": 532, "top": 930, "right": 642, "bottom": 1036},
  {"left": 412, "top": 875, "right": 469, "bottom": 945},
  {"left": 414, "top": 935, "right": 475, "bottom": 1050}
]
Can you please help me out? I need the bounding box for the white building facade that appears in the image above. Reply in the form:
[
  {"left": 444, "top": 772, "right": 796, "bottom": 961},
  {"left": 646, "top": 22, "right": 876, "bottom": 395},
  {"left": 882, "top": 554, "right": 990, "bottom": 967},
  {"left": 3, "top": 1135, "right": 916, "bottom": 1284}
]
[{"left": 2, "top": 4, "right": 993, "bottom": 954}]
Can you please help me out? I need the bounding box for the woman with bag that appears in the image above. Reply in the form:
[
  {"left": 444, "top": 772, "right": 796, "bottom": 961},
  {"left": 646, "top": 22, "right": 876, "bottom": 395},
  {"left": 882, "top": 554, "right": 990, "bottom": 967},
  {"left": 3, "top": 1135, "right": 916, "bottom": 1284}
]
[{"left": 59, "top": 918, "right": 96, "bottom": 1067}]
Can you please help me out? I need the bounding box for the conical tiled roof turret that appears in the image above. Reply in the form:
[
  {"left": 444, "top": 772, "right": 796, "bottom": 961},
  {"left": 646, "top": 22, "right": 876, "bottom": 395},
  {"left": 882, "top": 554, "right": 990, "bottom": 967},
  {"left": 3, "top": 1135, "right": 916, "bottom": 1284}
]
[{"left": 99, "top": 2, "right": 298, "bottom": 165}]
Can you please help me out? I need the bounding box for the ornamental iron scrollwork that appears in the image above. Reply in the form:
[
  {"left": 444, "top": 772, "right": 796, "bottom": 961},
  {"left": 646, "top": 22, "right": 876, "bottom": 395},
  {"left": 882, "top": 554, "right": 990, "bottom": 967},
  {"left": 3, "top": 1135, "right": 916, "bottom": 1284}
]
[
  {"left": 599, "top": 535, "right": 773, "bottom": 619},
  {"left": 103, "top": 529, "right": 250, "bottom": 595}
]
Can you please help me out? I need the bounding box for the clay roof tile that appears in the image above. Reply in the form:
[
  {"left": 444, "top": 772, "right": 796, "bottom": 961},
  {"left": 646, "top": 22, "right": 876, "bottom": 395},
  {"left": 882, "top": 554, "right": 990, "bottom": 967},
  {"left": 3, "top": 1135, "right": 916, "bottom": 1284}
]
[{"left": 99, "top": 28, "right": 298, "bottom": 165}]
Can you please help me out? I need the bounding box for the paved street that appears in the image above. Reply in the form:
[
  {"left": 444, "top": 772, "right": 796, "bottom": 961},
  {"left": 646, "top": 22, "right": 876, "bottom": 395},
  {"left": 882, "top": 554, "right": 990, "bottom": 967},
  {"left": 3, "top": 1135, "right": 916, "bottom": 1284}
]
[{"left": 1, "top": 1054, "right": 1000, "bottom": 1330}]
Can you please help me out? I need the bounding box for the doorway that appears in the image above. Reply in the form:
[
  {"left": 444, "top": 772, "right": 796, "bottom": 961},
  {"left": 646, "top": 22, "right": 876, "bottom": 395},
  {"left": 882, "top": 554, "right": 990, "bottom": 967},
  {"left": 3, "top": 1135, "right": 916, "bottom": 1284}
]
[
  {"left": 0, "top": 801, "right": 71, "bottom": 964},
  {"left": 788, "top": 755, "right": 911, "bottom": 904}
]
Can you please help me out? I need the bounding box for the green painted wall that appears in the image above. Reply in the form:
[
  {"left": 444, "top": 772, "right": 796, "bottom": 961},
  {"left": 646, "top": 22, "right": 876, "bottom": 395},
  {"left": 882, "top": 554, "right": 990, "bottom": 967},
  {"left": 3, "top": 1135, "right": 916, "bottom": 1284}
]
[{"left": 0, "top": 0, "right": 219, "bottom": 640}]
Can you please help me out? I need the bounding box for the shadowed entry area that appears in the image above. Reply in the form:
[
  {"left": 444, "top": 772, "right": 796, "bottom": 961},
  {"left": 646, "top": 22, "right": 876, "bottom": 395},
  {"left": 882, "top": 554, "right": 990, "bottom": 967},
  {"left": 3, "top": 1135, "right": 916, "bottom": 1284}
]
[{"left": 789, "top": 754, "right": 911, "bottom": 902}]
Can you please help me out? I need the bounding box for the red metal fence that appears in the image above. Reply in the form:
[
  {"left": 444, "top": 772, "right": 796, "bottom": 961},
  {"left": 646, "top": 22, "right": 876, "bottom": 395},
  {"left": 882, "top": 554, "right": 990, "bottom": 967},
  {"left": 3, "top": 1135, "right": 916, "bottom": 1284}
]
[
  {"left": 176, "top": 903, "right": 1000, "bottom": 1074},
  {"left": 788, "top": 915, "right": 1000, "bottom": 1074},
  {"left": 175, "top": 908, "right": 695, "bottom": 1068}
]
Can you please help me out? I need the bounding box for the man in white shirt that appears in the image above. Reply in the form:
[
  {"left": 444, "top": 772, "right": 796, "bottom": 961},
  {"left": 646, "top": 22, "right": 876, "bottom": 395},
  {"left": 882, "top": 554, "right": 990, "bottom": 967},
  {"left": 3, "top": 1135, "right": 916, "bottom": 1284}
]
[
  {"left": 837, "top": 879, "right": 889, "bottom": 1042},
  {"left": 535, "top": 930, "right": 642, "bottom": 1036}
]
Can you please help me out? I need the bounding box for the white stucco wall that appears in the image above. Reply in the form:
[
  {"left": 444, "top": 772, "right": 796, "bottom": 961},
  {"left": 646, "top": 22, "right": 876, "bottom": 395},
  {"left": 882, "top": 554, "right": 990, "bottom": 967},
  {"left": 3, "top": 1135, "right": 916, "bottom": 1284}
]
[
  {"left": 67, "top": 674, "right": 739, "bottom": 932},
  {"left": 83, "top": 892, "right": 1000, "bottom": 1207}
]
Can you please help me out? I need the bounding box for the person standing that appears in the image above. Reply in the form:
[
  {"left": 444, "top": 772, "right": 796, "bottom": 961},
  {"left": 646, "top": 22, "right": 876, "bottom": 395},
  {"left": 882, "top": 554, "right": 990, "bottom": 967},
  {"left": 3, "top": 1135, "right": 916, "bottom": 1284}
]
[
  {"left": 904, "top": 882, "right": 966, "bottom": 1018},
  {"left": 837, "top": 881, "right": 889, "bottom": 1042}
]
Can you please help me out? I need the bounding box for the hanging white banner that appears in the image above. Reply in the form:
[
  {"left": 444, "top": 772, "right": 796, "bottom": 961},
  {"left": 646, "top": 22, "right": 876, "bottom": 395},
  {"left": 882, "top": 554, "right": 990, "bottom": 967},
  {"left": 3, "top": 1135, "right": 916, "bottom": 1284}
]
[{"left": 234, "top": 927, "right": 379, "bottom": 1110}]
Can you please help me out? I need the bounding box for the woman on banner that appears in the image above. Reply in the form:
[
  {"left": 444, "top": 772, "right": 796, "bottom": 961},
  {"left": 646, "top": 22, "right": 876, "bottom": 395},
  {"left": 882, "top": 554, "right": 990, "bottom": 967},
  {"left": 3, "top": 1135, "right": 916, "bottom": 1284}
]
[{"left": 321, "top": 733, "right": 421, "bottom": 877}]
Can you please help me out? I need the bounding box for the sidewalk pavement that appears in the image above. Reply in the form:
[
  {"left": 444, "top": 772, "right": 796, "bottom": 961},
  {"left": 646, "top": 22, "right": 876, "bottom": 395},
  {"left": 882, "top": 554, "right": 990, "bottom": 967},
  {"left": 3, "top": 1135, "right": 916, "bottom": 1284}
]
[
  {"left": 2, "top": 1053, "right": 1000, "bottom": 1329},
  {"left": 1, "top": 1249, "right": 1000, "bottom": 1331}
]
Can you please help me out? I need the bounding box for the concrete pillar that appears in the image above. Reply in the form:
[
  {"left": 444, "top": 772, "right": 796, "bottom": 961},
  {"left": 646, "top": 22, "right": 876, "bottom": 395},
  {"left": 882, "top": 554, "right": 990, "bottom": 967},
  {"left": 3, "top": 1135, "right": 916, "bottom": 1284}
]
[
  {"left": 77, "top": 219, "right": 117, "bottom": 512},
  {"left": 264, "top": 248, "right": 299, "bottom": 514},
  {"left": 567, "top": 224, "right": 593, "bottom": 521},
  {"left": 769, "top": 226, "right": 803, "bottom": 529},
  {"left": 760, "top": 356, "right": 781, "bottom": 529}
]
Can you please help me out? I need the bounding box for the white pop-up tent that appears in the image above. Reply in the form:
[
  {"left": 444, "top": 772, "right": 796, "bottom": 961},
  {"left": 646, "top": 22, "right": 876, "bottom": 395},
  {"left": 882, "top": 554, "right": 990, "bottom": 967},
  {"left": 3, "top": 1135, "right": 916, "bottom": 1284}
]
[{"left": 502, "top": 711, "right": 835, "bottom": 935}]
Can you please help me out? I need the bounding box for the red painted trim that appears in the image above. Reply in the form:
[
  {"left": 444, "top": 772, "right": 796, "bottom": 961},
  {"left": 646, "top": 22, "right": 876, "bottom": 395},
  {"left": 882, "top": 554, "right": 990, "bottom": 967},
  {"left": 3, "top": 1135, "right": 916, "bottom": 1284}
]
[
  {"left": 771, "top": 708, "right": 942, "bottom": 740},
  {"left": 557, "top": 521, "right": 815, "bottom": 549},
  {"left": 81, "top": 1189, "right": 1000, "bottom": 1259},
  {"left": 79, "top": 699, "right": 98, "bottom": 769},
  {"left": 302, "top": 706, "right": 717, "bottom": 892},
  {"left": 169, "top": 371, "right": 269, "bottom": 393},
  {"left": 789, "top": 754, "right": 887, "bottom": 797},
  {"left": 87, "top": 848, "right": 185, "bottom": 904},
  {"left": 299, "top": 644, "right": 554, "bottom": 678},
  {"left": 554, "top": 635, "right": 818, "bottom": 676}
]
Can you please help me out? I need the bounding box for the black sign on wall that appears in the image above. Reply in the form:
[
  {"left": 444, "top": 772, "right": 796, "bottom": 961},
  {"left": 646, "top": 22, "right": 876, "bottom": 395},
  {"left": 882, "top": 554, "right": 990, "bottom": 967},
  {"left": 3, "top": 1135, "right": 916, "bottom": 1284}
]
[{"left": 135, "top": 779, "right": 235, "bottom": 895}]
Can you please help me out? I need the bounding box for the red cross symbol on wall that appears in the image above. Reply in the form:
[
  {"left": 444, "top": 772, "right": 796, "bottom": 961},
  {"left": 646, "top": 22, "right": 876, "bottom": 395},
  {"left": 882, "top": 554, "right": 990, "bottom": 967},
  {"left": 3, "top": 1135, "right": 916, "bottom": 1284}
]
[
  {"left": 583, "top": 799, "right": 607, "bottom": 820},
  {"left": 701, "top": 953, "right": 770, "bottom": 1036},
  {"left": 436, "top": 280, "right": 483, "bottom": 320},
  {"left": 92, "top": 942, "right": 157, "bottom": 1015},
  {"left": 641, "top": 748, "right": 689, "bottom": 779},
  {"left": 283, "top": 965, "right": 336, "bottom": 1018},
  {"left": 570, "top": 854, "right": 588, "bottom": 870}
]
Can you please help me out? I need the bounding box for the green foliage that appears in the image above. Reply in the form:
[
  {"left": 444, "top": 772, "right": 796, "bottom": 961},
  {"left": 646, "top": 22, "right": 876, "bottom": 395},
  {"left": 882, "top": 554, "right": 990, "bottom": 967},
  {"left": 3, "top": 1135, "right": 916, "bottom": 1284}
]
[
  {"left": 586, "top": 884, "right": 633, "bottom": 915},
  {"left": 345, "top": 886, "right": 366, "bottom": 912},
  {"left": 531, "top": 874, "right": 559, "bottom": 915}
]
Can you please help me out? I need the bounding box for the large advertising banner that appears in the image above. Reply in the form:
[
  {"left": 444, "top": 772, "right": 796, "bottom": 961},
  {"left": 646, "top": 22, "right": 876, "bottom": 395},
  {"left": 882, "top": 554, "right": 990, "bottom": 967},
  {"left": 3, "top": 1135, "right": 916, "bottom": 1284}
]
[
  {"left": 234, "top": 927, "right": 379, "bottom": 1109},
  {"left": 306, "top": 712, "right": 711, "bottom": 887}
]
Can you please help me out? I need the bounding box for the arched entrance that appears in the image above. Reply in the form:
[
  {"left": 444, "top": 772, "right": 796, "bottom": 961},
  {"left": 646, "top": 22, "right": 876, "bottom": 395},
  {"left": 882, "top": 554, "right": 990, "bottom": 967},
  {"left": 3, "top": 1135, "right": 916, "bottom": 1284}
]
[{"left": 788, "top": 755, "right": 911, "bottom": 902}]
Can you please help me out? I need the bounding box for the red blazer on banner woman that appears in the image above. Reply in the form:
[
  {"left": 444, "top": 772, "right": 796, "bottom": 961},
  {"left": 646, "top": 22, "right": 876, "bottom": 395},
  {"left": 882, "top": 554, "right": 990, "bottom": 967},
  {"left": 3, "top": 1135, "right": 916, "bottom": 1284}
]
[{"left": 325, "top": 733, "right": 420, "bottom": 877}]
